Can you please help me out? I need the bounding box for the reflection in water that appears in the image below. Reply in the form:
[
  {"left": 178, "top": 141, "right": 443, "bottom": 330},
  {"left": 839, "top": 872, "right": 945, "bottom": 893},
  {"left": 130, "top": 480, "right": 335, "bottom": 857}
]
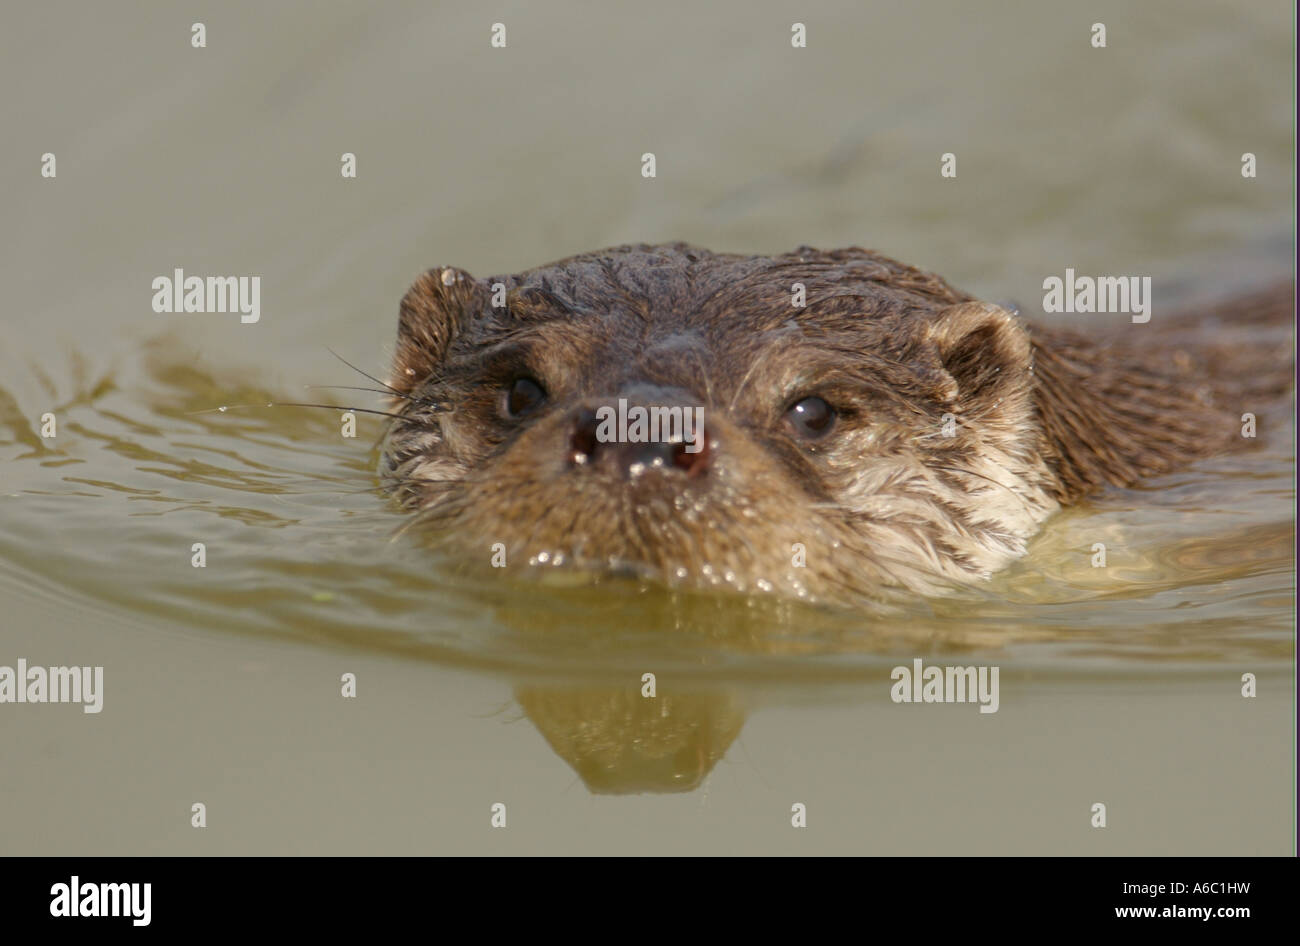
[{"left": 515, "top": 684, "right": 745, "bottom": 794}]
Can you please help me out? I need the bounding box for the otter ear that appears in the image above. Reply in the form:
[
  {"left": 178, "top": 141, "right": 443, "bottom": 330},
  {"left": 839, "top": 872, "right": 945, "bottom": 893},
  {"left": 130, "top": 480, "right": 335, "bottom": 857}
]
[
  {"left": 925, "top": 302, "right": 1033, "bottom": 409},
  {"left": 391, "top": 267, "right": 486, "bottom": 396}
]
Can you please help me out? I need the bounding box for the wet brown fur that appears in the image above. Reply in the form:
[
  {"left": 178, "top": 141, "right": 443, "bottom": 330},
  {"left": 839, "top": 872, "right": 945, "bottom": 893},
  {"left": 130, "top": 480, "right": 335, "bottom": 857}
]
[{"left": 381, "top": 243, "right": 1293, "bottom": 602}]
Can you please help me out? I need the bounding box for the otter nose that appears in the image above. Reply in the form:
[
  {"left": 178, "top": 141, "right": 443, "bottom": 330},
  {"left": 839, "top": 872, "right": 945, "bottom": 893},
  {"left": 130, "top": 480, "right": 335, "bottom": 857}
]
[{"left": 568, "top": 405, "right": 711, "bottom": 477}]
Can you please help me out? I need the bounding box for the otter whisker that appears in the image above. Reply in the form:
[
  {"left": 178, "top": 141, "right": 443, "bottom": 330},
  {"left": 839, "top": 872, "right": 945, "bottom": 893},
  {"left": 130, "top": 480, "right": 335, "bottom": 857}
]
[
  {"left": 185, "top": 404, "right": 268, "bottom": 416},
  {"left": 187, "top": 401, "right": 408, "bottom": 421},
  {"left": 307, "top": 384, "right": 418, "bottom": 400},
  {"left": 273, "top": 401, "right": 410, "bottom": 420},
  {"left": 326, "top": 347, "right": 405, "bottom": 397},
  {"left": 727, "top": 349, "right": 769, "bottom": 414},
  {"left": 309, "top": 384, "right": 452, "bottom": 413},
  {"left": 681, "top": 344, "right": 716, "bottom": 407}
]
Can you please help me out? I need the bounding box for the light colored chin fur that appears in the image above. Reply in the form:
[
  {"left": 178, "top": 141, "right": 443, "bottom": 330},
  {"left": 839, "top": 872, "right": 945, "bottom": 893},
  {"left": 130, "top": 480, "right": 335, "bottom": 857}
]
[{"left": 839, "top": 451, "right": 1060, "bottom": 589}]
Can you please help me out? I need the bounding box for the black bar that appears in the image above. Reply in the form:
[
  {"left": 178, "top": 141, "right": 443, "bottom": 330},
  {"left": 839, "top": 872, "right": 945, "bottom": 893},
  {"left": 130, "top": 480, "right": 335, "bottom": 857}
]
[{"left": 2, "top": 856, "right": 1294, "bottom": 932}]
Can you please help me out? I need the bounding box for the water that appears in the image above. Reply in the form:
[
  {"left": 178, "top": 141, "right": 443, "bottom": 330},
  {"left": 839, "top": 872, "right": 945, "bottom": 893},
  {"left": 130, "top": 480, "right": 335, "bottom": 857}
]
[{"left": 0, "top": 0, "right": 1293, "bottom": 854}]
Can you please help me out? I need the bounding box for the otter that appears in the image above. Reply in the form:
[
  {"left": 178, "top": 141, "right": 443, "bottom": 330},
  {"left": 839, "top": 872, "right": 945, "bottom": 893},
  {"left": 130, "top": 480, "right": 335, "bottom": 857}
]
[{"left": 379, "top": 244, "right": 1292, "bottom": 603}]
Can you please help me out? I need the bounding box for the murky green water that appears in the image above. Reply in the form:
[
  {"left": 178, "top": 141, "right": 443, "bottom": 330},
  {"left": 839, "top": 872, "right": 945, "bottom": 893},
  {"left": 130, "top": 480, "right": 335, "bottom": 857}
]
[{"left": 1, "top": 0, "right": 1293, "bottom": 853}]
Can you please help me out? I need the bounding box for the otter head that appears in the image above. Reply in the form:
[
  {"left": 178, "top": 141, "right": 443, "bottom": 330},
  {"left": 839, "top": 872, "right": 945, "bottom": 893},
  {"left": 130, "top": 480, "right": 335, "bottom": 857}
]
[{"left": 381, "top": 243, "right": 1059, "bottom": 602}]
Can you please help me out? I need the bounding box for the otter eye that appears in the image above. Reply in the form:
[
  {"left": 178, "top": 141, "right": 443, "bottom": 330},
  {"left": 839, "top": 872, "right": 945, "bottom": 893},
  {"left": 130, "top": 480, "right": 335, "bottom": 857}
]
[
  {"left": 784, "top": 396, "right": 836, "bottom": 439},
  {"left": 504, "top": 377, "right": 546, "bottom": 418}
]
